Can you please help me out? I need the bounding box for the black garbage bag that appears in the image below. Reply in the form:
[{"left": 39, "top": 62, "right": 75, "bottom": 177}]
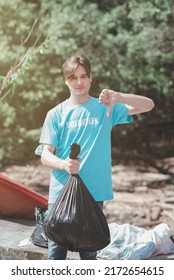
[
  {"left": 31, "top": 206, "right": 48, "bottom": 248},
  {"left": 44, "top": 143, "right": 110, "bottom": 252}
]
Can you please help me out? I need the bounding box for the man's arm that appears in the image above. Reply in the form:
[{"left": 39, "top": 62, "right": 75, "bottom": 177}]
[
  {"left": 41, "top": 144, "right": 80, "bottom": 174},
  {"left": 99, "top": 89, "right": 155, "bottom": 117}
]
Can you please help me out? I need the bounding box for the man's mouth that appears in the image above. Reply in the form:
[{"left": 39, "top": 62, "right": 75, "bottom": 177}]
[{"left": 76, "top": 87, "right": 85, "bottom": 90}]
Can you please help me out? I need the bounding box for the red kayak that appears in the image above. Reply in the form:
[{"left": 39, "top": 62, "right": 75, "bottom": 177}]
[{"left": 0, "top": 173, "right": 48, "bottom": 220}]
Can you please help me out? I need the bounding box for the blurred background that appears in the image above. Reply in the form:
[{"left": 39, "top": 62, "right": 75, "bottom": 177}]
[{"left": 0, "top": 0, "right": 174, "bottom": 229}]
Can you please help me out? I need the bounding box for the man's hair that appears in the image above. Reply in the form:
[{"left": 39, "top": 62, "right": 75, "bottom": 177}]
[{"left": 62, "top": 55, "right": 91, "bottom": 79}]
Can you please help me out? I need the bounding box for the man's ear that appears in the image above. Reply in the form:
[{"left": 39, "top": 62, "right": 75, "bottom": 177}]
[{"left": 90, "top": 74, "right": 92, "bottom": 82}]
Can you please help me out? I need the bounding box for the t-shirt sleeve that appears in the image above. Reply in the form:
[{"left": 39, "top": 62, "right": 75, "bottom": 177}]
[
  {"left": 111, "top": 103, "right": 133, "bottom": 126},
  {"left": 39, "top": 110, "right": 60, "bottom": 148}
]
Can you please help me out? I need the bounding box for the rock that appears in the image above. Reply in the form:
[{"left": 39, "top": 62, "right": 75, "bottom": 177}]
[
  {"left": 150, "top": 206, "right": 161, "bottom": 221},
  {"left": 134, "top": 186, "right": 148, "bottom": 193}
]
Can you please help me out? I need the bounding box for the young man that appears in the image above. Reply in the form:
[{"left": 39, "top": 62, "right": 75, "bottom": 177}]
[{"left": 38, "top": 55, "right": 154, "bottom": 260}]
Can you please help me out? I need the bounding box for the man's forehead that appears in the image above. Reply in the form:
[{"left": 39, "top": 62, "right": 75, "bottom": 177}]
[{"left": 74, "top": 65, "right": 87, "bottom": 75}]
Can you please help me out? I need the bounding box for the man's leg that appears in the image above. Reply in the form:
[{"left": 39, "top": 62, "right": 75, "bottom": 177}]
[
  {"left": 48, "top": 239, "right": 67, "bottom": 260},
  {"left": 79, "top": 250, "right": 97, "bottom": 260}
]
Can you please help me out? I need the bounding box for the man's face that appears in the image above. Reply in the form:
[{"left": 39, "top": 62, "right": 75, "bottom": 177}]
[{"left": 65, "top": 65, "right": 92, "bottom": 100}]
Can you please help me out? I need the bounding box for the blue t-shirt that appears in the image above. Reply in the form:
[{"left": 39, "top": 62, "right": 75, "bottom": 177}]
[{"left": 38, "top": 97, "right": 132, "bottom": 203}]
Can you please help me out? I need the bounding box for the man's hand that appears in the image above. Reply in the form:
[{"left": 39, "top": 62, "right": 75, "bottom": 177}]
[
  {"left": 99, "top": 89, "right": 120, "bottom": 118},
  {"left": 41, "top": 144, "right": 81, "bottom": 174},
  {"left": 99, "top": 89, "right": 155, "bottom": 116},
  {"left": 64, "top": 158, "right": 81, "bottom": 174}
]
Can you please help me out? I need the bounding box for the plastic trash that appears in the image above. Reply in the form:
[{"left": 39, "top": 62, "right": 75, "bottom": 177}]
[
  {"left": 44, "top": 143, "right": 110, "bottom": 252},
  {"left": 30, "top": 206, "right": 48, "bottom": 248},
  {"left": 97, "top": 222, "right": 174, "bottom": 259}
]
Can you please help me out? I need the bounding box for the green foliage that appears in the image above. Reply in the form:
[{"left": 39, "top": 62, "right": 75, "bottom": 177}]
[{"left": 0, "top": 0, "right": 174, "bottom": 166}]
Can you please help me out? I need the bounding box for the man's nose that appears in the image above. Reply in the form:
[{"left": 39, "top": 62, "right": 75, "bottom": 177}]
[{"left": 77, "top": 78, "right": 82, "bottom": 85}]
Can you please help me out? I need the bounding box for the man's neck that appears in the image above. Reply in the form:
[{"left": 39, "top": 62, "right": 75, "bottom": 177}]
[{"left": 68, "top": 95, "right": 91, "bottom": 105}]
